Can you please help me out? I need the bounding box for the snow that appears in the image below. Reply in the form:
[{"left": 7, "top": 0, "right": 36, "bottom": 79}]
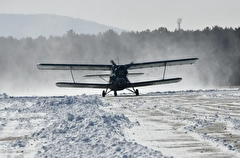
[
  {"left": 101, "top": 89, "right": 240, "bottom": 158},
  {"left": 0, "top": 94, "right": 164, "bottom": 158},
  {"left": 1, "top": 89, "right": 240, "bottom": 157}
]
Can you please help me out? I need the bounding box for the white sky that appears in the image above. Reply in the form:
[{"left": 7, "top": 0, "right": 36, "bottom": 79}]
[{"left": 1, "top": 0, "right": 240, "bottom": 31}]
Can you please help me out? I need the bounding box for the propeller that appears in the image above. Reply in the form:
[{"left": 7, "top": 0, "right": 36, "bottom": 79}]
[
  {"left": 110, "top": 60, "right": 117, "bottom": 66},
  {"left": 126, "top": 61, "right": 134, "bottom": 69},
  {"left": 110, "top": 60, "right": 134, "bottom": 69}
]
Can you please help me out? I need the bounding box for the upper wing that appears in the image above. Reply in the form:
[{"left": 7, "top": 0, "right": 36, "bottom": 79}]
[
  {"left": 126, "top": 78, "right": 182, "bottom": 88},
  {"left": 37, "top": 63, "right": 112, "bottom": 71},
  {"left": 56, "top": 82, "right": 110, "bottom": 89},
  {"left": 128, "top": 58, "right": 198, "bottom": 70},
  {"left": 37, "top": 58, "right": 198, "bottom": 70}
]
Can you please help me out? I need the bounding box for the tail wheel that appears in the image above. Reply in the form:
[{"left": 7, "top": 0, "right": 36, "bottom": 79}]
[
  {"left": 102, "top": 90, "right": 106, "bottom": 97},
  {"left": 114, "top": 91, "right": 117, "bottom": 97},
  {"left": 135, "top": 89, "right": 139, "bottom": 96}
]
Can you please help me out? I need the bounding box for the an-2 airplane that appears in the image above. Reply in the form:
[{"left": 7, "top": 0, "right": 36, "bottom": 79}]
[{"left": 37, "top": 58, "right": 198, "bottom": 97}]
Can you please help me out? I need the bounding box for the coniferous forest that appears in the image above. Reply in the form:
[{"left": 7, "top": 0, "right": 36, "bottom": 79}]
[{"left": 1, "top": 26, "right": 240, "bottom": 94}]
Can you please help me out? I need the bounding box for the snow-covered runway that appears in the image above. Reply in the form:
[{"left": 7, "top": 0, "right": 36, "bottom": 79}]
[
  {"left": 101, "top": 89, "right": 240, "bottom": 158},
  {"left": 0, "top": 89, "right": 240, "bottom": 157}
]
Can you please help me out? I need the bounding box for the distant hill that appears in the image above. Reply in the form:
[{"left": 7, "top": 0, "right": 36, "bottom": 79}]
[{"left": 0, "top": 14, "right": 125, "bottom": 38}]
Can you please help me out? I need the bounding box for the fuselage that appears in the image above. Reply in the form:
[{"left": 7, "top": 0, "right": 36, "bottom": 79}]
[{"left": 109, "top": 65, "right": 129, "bottom": 91}]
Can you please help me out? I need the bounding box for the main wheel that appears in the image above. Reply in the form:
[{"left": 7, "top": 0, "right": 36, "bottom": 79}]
[
  {"left": 135, "top": 89, "right": 139, "bottom": 96},
  {"left": 114, "top": 91, "right": 117, "bottom": 97},
  {"left": 102, "top": 90, "right": 106, "bottom": 97}
]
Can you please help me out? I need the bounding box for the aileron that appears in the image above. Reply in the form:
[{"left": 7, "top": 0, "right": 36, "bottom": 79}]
[
  {"left": 127, "top": 78, "right": 182, "bottom": 88},
  {"left": 56, "top": 82, "right": 110, "bottom": 89},
  {"left": 129, "top": 58, "right": 198, "bottom": 70},
  {"left": 37, "top": 63, "right": 112, "bottom": 71}
]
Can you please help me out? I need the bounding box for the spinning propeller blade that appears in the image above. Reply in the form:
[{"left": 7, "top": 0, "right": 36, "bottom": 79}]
[
  {"left": 110, "top": 60, "right": 134, "bottom": 69},
  {"left": 110, "top": 60, "right": 117, "bottom": 66},
  {"left": 126, "top": 62, "right": 134, "bottom": 69}
]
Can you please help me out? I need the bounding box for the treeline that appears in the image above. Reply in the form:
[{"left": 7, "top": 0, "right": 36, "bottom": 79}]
[{"left": 1, "top": 26, "right": 240, "bottom": 94}]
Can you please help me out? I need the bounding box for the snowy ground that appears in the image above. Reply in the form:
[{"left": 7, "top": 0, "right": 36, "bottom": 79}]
[
  {"left": 102, "top": 89, "right": 240, "bottom": 158},
  {"left": 0, "top": 93, "right": 164, "bottom": 158},
  {"left": 0, "top": 89, "right": 240, "bottom": 158}
]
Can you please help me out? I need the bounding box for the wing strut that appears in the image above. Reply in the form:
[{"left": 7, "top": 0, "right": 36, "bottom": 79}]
[
  {"left": 70, "top": 67, "right": 75, "bottom": 83},
  {"left": 163, "top": 63, "right": 167, "bottom": 79},
  {"left": 99, "top": 76, "right": 108, "bottom": 83}
]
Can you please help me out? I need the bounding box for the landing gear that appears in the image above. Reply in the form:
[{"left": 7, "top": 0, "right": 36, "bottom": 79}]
[
  {"left": 102, "top": 89, "right": 138, "bottom": 97},
  {"left": 126, "top": 88, "right": 140, "bottom": 96},
  {"left": 114, "top": 91, "right": 117, "bottom": 97},
  {"left": 102, "top": 90, "right": 106, "bottom": 97},
  {"left": 135, "top": 89, "right": 139, "bottom": 96}
]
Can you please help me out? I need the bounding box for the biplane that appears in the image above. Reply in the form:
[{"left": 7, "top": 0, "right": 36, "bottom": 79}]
[{"left": 37, "top": 58, "right": 198, "bottom": 97}]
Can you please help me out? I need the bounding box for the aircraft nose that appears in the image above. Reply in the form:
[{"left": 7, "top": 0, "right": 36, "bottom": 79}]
[{"left": 117, "top": 78, "right": 126, "bottom": 85}]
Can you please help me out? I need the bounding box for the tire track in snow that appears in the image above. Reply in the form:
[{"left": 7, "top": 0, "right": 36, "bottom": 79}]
[{"left": 101, "top": 90, "right": 240, "bottom": 158}]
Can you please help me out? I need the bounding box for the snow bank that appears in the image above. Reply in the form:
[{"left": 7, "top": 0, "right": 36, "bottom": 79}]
[
  {"left": 0, "top": 93, "right": 9, "bottom": 99},
  {"left": 0, "top": 94, "right": 165, "bottom": 157},
  {"left": 33, "top": 95, "right": 164, "bottom": 157}
]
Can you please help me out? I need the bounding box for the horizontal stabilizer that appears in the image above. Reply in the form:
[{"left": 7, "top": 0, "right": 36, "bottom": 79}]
[
  {"left": 128, "top": 72, "right": 144, "bottom": 76},
  {"left": 84, "top": 73, "right": 144, "bottom": 77},
  {"left": 56, "top": 82, "right": 110, "bottom": 89},
  {"left": 84, "top": 74, "right": 110, "bottom": 77},
  {"left": 127, "top": 78, "right": 182, "bottom": 88}
]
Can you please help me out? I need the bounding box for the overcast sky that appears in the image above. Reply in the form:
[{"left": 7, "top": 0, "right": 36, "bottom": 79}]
[{"left": 1, "top": 0, "right": 240, "bottom": 31}]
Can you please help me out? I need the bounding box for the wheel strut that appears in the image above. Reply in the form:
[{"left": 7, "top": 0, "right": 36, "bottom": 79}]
[
  {"left": 102, "top": 90, "right": 106, "bottom": 97},
  {"left": 114, "top": 91, "right": 117, "bottom": 97},
  {"left": 135, "top": 89, "right": 139, "bottom": 96}
]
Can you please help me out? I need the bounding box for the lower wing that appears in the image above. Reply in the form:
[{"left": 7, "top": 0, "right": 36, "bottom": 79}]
[
  {"left": 56, "top": 82, "right": 110, "bottom": 89},
  {"left": 126, "top": 78, "right": 182, "bottom": 88},
  {"left": 56, "top": 78, "right": 181, "bottom": 89}
]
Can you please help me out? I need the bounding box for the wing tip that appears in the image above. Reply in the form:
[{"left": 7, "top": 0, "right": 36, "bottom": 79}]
[{"left": 37, "top": 63, "right": 43, "bottom": 69}]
